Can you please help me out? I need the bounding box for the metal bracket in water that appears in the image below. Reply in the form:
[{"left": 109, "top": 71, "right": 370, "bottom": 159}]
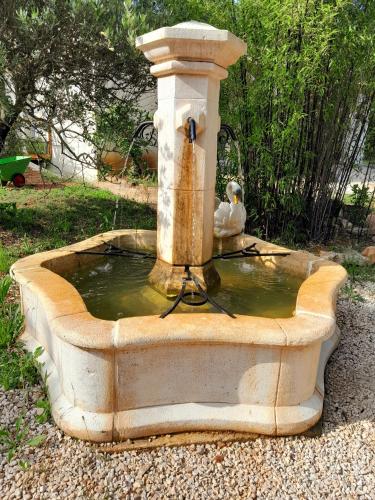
[
  {"left": 160, "top": 266, "right": 236, "bottom": 319},
  {"left": 213, "top": 243, "right": 290, "bottom": 260},
  {"left": 74, "top": 241, "right": 156, "bottom": 260},
  {"left": 73, "top": 241, "right": 289, "bottom": 319}
]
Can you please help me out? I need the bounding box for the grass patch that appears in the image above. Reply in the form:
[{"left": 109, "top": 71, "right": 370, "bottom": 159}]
[
  {"left": 0, "top": 277, "right": 41, "bottom": 390},
  {"left": 342, "top": 259, "right": 375, "bottom": 283},
  {"left": 341, "top": 282, "right": 366, "bottom": 303},
  {"left": 0, "top": 414, "right": 47, "bottom": 468},
  {"left": 0, "top": 183, "right": 156, "bottom": 269},
  {"left": 0, "top": 183, "right": 155, "bottom": 463}
]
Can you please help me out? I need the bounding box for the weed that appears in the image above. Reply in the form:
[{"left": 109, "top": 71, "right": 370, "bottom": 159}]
[
  {"left": 343, "top": 259, "right": 375, "bottom": 283},
  {"left": 342, "top": 283, "right": 365, "bottom": 303},
  {"left": 0, "top": 247, "right": 12, "bottom": 273},
  {"left": 0, "top": 345, "right": 44, "bottom": 391},
  {"left": 0, "top": 276, "right": 43, "bottom": 390},
  {"left": 35, "top": 396, "right": 51, "bottom": 424},
  {"left": 0, "top": 277, "right": 22, "bottom": 346},
  {"left": 0, "top": 414, "right": 46, "bottom": 466}
]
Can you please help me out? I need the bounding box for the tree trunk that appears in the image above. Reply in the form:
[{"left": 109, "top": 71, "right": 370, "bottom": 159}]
[
  {"left": 0, "top": 121, "right": 11, "bottom": 153},
  {"left": 0, "top": 112, "right": 19, "bottom": 153}
]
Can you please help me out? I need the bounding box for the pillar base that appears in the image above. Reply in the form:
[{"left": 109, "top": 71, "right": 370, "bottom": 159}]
[{"left": 149, "top": 259, "right": 221, "bottom": 297}]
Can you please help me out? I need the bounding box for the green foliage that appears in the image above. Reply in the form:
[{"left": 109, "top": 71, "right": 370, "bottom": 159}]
[
  {"left": 0, "top": 414, "right": 46, "bottom": 466},
  {"left": 364, "top": 104, "right": 375, "bottom": 161},
  {"left": 0, "top": 277, "right": 22, "bottom": 347},
  {"left": 0, "top": 246, "right": 13, "bottom": 274},
  {"left": 345, "top": 183, "right": 372, "bottom": 225},
  {"left": 341, "top": 282, "right": 365, "bottom": 303},
  {"left": 94, "top": 102, "right": 149, "bottom": 180},
  {"left": 341, "top": 257, "right": 374, "bottom": 301},
  {"left": 342, "top": 259, "right": 375, "bottom": 283},
  {"left": 0, "top": 0, "right": 151, "bottom": 163},
  {"left": 0, "top": 344, "right": 43, "bottom": 391},
  {"left": 34, "top": 396, "right": 51, "bottom": 425},
  {"left": 142, "top": 0, "right": 375, "bottom": 242},
  {"left": 0, "top": 276, "right": 43, "bottom": 390},
  {"left": 350, "top": 184, "right": 371, "bottom": 208}
]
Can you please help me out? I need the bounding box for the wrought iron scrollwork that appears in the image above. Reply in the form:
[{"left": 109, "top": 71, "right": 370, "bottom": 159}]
[{"left": 132, "top": 121, "right": 158, "bottom": 147}]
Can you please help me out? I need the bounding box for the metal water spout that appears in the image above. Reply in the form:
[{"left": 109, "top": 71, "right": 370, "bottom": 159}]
[{"left": 187, "top": 117, "right": 197, "bottom": 143}]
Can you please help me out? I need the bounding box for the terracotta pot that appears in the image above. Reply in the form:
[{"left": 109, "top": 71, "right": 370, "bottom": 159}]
[
  {"left": 141, "top": 146, "right": 158, "bottom": 171},
  {"left": 101, "top": 151, "right": 131, "bottom": 175}
]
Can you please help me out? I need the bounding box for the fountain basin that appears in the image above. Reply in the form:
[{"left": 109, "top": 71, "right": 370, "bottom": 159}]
[{"left": 11, "top": 230, "right": 347, "bottom": 441}]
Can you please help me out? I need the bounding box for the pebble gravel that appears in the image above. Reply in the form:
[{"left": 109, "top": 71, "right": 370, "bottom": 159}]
[{"left": 0, "top": 282, "right": 374, "bottom": 499}]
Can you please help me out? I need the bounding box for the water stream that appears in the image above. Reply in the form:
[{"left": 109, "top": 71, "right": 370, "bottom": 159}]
[
  {"left": 191, "top": 140, "right": 197, "bottom": 296},
  {"left": 110, "top": 138, "right": 137, "bottom": 250}
]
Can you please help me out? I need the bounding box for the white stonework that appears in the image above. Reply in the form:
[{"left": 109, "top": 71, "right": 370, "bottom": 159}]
[
  {"left": 136, "top": 21, "right": 247, "bottom": 267},
  {"left": 11, "top": 230, "right": 347, "bottom": 441}
]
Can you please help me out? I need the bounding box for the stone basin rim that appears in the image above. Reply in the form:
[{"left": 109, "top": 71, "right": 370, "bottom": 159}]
[{"left": 10, "top": 229, "right": 347, "bottom": 350}]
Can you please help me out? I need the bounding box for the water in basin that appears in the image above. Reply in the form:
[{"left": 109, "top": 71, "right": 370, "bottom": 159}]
[{"left": 62, "top": 255, "right": 302, "bottom": 320}]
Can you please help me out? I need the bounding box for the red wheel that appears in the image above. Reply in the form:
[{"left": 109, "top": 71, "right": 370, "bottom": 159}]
[{"left": 12, "top": 173, "right": 25, "bottom": 188}]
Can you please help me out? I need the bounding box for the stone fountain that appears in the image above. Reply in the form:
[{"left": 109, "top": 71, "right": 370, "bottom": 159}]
[{"left": 11, "top": 22, "right": 347, "bottom": 441}]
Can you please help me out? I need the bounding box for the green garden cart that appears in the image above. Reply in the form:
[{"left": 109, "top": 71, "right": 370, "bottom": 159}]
[{"left": 0, "top": 156, "right": 31, "bottom": 187}]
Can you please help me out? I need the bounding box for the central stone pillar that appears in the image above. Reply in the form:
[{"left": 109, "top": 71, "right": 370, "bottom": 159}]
[{"left": 136, "top": 21, "right": 246, "bottom": 296}]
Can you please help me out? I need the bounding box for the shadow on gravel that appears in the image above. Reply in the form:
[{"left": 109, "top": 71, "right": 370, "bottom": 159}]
[{"left": 321, "top": 296, "right": 374, "bottom": 432}]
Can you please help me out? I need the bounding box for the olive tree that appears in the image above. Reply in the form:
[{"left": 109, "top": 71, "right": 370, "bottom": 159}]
[{"left": 0, "top": 0, "right": 152, "bottom": 170}]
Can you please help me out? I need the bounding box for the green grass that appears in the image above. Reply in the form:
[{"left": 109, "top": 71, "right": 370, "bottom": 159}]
[
  {"left": 0, "top": 183, "right": 156, "bottom": 272},
  {"left": 0, "top": 276, "right": 41, "bottom": 390},
  {"left": 0, "top": 183, "right": 156, "bottom": 382},
  {"left": 0, "top": 182, "right": 156, "bottom": 463},
  {"left": 342, "top": 259, "right": 375, "bottom": 282}
]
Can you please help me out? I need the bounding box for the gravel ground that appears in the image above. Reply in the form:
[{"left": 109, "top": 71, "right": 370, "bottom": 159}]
[{"left": 0, "top": 282, "right": 374, "bottom": 499}]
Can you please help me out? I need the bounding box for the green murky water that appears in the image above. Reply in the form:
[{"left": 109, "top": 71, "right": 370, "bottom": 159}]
[{"left": 61, "top": 256, "right": 302, "bottom": 320}]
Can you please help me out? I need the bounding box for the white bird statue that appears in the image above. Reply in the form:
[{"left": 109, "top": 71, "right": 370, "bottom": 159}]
[{"left": 214, "top": 181, "right": 247, "bottom": 238}]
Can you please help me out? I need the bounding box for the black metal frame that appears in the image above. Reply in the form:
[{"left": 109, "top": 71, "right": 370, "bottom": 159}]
[
  {"left": 74, "top": 243, "right": 290, "bottom": 319},
  {"left": 132, "top": 121, "right": 157, "bottom": 146},
  {"left": 213, "top": 243, "right": 290, "bottom": 260},
  {"left": 159, "top": 266, "right": 236, "bottom": 319},
  {"left": 75, "top": 241, "right": 156, "bottom": 260}
]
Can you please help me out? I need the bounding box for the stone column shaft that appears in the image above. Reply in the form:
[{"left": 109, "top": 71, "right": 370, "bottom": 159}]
[{"left": 136, "top": 21, "right": 247, "bottom": 295}]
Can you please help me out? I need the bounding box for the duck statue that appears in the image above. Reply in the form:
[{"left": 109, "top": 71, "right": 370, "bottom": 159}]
[{"left": 214, "top": 181, "right": 247, "bottom": 238}]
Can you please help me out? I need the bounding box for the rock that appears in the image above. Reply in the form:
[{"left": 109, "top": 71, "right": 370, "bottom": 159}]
[
  {"left": 362, "top": 246, "right": 375, "bottom": 264},
  {"left": 319, "top": 249, "right": 367, "bottom": 265},
  {"left": 366, "top": 213, "right": 375, "bottom": 236},
  {"left": 319, "top": 250, "right": 338, "bottom": 261}
]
